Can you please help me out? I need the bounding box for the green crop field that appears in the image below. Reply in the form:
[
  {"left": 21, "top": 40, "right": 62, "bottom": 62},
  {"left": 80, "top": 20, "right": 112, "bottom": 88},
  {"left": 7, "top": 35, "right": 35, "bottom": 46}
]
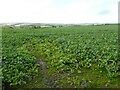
[{"left": 2, "top": 25, "right": 120, "bottom": 89}]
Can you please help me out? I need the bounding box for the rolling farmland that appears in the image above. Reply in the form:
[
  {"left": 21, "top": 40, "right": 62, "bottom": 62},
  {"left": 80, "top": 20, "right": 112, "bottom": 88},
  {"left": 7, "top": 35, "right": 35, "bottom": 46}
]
[{"left": 2, "top": 24, "right": 120, "bottom": 88}]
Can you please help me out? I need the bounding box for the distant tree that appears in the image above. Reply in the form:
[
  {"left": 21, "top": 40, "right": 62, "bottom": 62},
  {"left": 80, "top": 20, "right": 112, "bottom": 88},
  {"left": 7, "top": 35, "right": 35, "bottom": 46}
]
[{"left": 52, "top": 25, "right": 56, "bottom": 28}]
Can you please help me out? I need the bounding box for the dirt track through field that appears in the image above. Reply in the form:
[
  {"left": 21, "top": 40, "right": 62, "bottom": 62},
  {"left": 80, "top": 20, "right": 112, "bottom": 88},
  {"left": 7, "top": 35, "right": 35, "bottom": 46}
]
[{"left": 39, "top": 59, "right": 57, "bottom": 88}]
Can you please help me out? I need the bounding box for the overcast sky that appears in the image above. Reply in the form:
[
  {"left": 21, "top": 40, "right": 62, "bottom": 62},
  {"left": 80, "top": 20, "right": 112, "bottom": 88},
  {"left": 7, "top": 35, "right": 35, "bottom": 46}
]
[{"left": 0, "top": 0, "right": 119, "bottom": 23}]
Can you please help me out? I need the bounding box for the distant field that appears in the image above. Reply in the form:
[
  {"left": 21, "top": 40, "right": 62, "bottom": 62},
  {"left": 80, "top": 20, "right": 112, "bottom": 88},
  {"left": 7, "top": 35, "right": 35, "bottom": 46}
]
[
  {"left": 2, "top": 25, "right": 120, "bottom": 89},
  {"left": 0, "top": 28, "right": 2, "bottom": 34}
]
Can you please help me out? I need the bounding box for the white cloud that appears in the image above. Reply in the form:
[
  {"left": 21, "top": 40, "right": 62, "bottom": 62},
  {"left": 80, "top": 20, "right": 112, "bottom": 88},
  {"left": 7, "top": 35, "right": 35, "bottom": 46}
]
[
  {"left": 0, "top": 0, "right": 119, "bottom": 23},
  {"left": 0, "top": 0, "right": 53, "bottom": 22}
]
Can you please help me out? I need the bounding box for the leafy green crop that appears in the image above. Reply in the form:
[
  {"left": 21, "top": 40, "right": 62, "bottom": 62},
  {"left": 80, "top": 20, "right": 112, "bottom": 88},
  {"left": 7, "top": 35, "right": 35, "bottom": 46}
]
[
  {"left": 2, "top": 28, "right": 39, "bottom": 89},
  {"left": 2, "top": 25, "right": 120, "bottom": 88}
]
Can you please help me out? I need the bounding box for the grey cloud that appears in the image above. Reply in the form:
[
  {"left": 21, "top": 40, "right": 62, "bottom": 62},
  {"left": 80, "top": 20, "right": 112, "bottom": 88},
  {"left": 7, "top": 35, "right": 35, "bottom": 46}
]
[{"left": 98, "top": 9, "right": 111, "bottom": 15}]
